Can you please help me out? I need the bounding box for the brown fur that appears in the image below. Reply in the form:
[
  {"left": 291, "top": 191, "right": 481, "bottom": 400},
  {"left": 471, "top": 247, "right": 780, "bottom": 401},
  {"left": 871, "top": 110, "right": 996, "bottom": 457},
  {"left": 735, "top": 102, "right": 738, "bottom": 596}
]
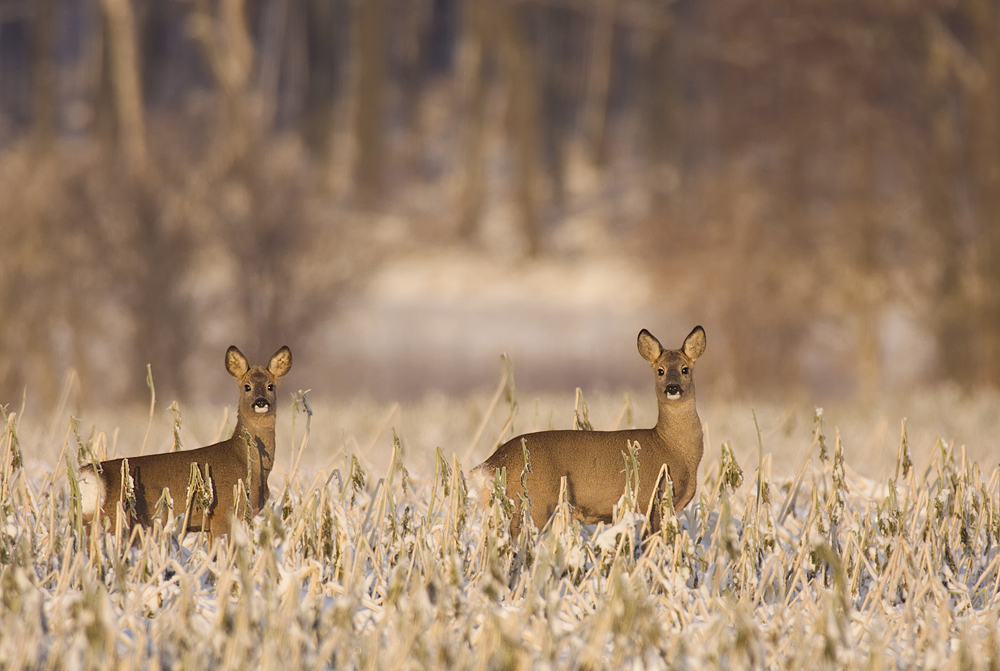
[
  {"left": 79, "top": 346, "right": 292, "bottom": 540},
  {"left": 472, "top": 326, "right": 706, "bottom": 537}
]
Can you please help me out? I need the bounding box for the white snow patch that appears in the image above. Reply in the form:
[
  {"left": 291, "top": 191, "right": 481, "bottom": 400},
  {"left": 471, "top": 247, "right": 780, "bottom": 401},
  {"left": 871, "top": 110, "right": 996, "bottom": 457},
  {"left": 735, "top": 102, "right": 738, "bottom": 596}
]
[
  {"left": 466, "top": 466, "right": 494, "bottom": 508},
  {"left": 593, "top": 511, "right": 643, "bottom": 554}
]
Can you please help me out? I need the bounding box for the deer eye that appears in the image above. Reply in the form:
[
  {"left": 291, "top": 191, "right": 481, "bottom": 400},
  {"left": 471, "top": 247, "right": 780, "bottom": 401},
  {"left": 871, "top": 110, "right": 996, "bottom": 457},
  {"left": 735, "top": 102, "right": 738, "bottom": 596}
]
[
  {"left": 267, "top": 384, "right": 274, "bottom": 392},
  {"left": 244, "top": 384, "right": 251, "bottom": 392},
  {"left": 682, "top": 367, "right": 690, "bottom": 375},
  {"left": 657, "top": 368, "right": 665, "bottom": 376}
]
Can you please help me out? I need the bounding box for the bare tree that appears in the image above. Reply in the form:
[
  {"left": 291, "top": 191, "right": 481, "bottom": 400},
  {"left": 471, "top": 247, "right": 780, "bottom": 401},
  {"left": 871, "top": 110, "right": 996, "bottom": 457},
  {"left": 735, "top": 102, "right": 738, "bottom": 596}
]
[
  {"left": 456, "top": 0, "right": 542, "bottom": 255},
  {"left": 353, "top": 0, "right": 387, "bottom": 205},
  {"left": 30, "top": 0, "right": 56, "bottom": 150},
  {"left": 582, "top": 0, "right": 616, "bottom": 168},
  {"left": 963, "top": 0, "right": 1000, "bottom": 387},
  {"left": 100, "top": 0, "right": 147, "bottom": 175},
  {"left": 187, "top": 0, "right": 256, "bottom": 173}
]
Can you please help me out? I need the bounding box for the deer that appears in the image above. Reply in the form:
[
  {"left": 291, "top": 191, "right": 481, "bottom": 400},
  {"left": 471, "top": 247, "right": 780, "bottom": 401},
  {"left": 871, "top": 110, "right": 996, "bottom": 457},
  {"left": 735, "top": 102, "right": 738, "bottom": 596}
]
[
  {"left": 470, "top": 326, "right": 706, "bottom": 538},
  {"left": 77, "top": 345, "right": 292, "bottom": 541}
]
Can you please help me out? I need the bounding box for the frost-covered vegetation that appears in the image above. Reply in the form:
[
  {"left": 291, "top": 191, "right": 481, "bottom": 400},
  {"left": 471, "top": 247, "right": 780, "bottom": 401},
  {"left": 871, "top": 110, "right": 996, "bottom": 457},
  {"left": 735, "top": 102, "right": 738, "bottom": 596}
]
[{"left": 2, "top": 391, "right": 1000, "bottom": 670}]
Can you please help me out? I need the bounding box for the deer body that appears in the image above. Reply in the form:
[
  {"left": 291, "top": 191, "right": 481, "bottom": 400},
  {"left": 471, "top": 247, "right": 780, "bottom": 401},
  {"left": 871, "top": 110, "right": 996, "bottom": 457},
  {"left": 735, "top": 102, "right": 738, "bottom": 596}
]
[
  {"left": 472, "top": 327, "right": 706, "bottom": 537},
  {"left": 78, "top": 346, "right": 292, "bottom": 539}
]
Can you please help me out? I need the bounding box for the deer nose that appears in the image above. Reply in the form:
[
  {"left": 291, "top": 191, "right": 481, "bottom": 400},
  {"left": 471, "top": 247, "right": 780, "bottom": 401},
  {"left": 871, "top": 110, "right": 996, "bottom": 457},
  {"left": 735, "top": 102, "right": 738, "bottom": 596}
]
[
  {"left": 253, "top": 398, "right": 271, "bottom": 414},
  {"left": 665, "top": 384, "right": 682, "bottom": 399}
]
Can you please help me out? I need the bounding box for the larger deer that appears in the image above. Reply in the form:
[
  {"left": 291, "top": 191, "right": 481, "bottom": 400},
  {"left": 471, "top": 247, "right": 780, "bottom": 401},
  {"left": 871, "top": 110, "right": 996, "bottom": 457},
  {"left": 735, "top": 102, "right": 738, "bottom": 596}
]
[
  {"left": 471, "top": 326, "right": 705, "bottom": 537},
  {"left": 78, "top": 346, "right": 292, "bottom": 540}
]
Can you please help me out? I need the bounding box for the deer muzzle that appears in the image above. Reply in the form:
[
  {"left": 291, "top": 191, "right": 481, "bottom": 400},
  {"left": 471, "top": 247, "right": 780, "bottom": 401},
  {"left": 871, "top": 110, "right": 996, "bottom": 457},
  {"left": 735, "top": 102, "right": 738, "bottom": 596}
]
[{"left": 253, "top": 399, "right": 271, "bottom": 414}]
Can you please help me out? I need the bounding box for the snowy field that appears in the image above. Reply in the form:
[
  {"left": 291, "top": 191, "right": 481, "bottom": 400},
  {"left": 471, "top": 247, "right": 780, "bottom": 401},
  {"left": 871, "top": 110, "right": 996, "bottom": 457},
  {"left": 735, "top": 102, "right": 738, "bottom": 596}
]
[{"left": 2, "top": 385, "right": 1000, "bottom": 670}]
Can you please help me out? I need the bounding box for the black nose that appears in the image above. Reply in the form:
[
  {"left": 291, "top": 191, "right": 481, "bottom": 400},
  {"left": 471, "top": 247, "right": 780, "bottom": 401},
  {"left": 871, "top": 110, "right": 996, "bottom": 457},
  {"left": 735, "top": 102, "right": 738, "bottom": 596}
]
[
  {"left": 253, "top": 399, "right": 269, "bottom": 408},
  {"left": 665, "top": 384, "right": 682, "bottom": 396}
]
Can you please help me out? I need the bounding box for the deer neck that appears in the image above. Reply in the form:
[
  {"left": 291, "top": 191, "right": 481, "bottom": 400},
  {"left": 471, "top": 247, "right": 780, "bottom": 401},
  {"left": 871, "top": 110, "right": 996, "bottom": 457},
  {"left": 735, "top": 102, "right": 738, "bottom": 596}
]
[
  {"left": 232, "top": 413, "right": 277, "bottom": 474},
  {"left": 654, "top": 399, "right": 704, "bottom": 463}
]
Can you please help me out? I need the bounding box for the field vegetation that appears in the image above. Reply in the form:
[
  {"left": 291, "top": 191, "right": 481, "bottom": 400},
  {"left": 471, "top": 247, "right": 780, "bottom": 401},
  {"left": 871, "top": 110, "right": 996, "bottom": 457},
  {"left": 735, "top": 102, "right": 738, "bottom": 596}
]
[{"left": 2, "top": 380, "right": 999, "bottom": 670}]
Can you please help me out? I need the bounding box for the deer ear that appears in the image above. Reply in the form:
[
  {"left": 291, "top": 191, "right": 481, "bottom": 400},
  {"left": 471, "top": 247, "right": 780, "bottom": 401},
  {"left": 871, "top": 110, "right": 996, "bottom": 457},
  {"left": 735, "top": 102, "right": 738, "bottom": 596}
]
[
  {"left": 226, "top": 346, "right": 249, "bottom": 378},
  {"left": 637, "top": 329, "right": 663, "bottom": 363},
  {"left": 683, "top": 326, "right": 706, "bottom": 362},
  {"left": 268, "top": 346, "right": 292, "bottom": 378}
]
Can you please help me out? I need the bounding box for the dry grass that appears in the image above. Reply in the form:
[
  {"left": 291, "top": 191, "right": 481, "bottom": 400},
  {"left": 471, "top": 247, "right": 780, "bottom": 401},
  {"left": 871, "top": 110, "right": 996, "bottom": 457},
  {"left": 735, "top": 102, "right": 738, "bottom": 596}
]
[{"left": 2, "top": 383, "right": 1000, "bottom": 670}]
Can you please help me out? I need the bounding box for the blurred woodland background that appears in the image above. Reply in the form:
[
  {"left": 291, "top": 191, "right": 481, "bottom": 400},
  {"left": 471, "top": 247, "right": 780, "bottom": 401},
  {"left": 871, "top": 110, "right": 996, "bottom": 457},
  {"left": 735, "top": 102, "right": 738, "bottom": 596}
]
[{"left": 1, "top": 0, "right": 999, "bottom": 411}]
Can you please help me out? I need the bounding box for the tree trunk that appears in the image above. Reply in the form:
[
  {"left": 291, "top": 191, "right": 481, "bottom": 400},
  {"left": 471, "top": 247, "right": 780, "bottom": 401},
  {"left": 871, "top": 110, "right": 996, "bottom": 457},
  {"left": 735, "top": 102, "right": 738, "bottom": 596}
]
[
  {"left": 643, "top": 19, "right": 678, "bottom": 213},
  {"left": 925, "top": 17, "right": 975, "bottom": 387},
  {"left": 100, "top": 0, "right": 147, "bottom": 176},
  {"left": 456, "top": 0, "right": 488, "bottom": 240},
  {"left": 303, "top": 0, "right": 341, "bottom": 178},
  {"left": 187, "top": 0, "right": 255, "bottom": 173},
  {"left": 583, "top": 0, "right": 616, "bottom": 168},
  {"left": 965, "top": 0, "right": 1000, "bottom": 387},
  {"left": 31, "top": 0, "right": 57, "bottom": 151},
  {"left": 353, "top": 0, "right": 387, "bottom": 206},
  {"left": 852, "top": 115, "right": 884, "bottom": 401},
  {"left": 498, "top": 3, "right": 541, "bottom": 256},
  {"left": 398, "top": 0, "right": 433, "bottom": 177}
]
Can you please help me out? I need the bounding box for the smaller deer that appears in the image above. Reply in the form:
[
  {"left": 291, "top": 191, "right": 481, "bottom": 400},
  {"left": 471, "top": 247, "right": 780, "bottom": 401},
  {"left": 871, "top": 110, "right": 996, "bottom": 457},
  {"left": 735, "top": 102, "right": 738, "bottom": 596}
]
[
  {"left": 470, "top": 326, "right": 706, "bottom": 538},
  {"left": 77, "top": 346, "right": 292, "bottom": 540}
]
